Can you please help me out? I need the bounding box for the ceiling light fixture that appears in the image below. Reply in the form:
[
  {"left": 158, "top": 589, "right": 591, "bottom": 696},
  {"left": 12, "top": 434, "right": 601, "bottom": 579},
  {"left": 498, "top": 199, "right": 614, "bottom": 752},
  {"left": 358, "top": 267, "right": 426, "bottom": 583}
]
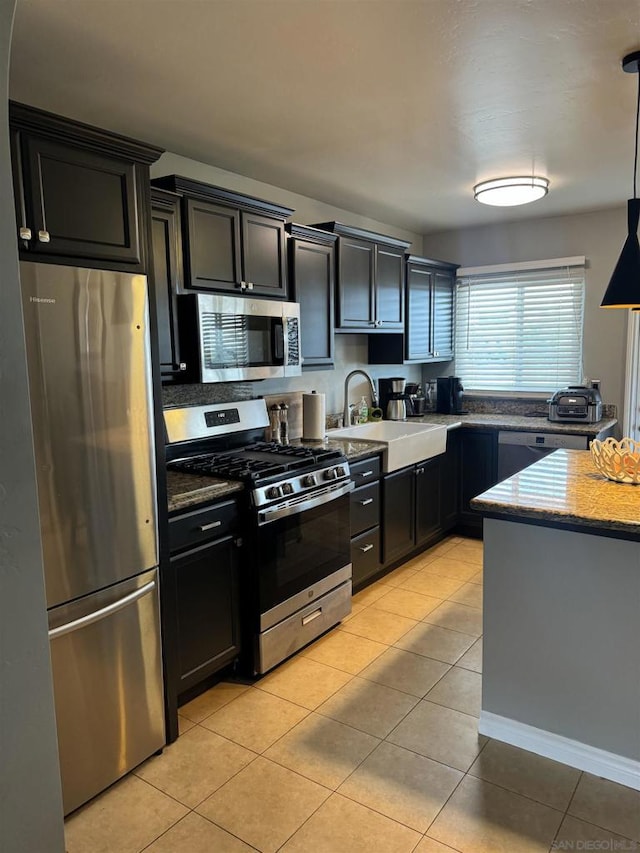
[
  {"left": 601, "top": 50, "right": 640, "bottom": 309},
  {"left": 473, "top": 176, "right": 549, "bottom": 207}
]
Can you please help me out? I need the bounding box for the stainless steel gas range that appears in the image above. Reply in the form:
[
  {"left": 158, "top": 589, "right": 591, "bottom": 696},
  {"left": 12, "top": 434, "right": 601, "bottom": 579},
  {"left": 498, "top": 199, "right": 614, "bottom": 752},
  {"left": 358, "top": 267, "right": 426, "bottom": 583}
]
[{"left": 165, "top": 400, "right": 353, "bottom": 675}]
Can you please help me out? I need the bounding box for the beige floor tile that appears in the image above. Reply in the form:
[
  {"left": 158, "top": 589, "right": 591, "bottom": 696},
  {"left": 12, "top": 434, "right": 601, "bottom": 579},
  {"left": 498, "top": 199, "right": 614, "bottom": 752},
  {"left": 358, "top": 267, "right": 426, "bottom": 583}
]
[
  {"left": 414, "top": 837, "right": 462, "bottom": 853},
  {"left": 64, "top": 775, "right": 188, "bottom": 853},
  {"left": 359, "top": 646, "right": 451, "bottom": 697},
  {"left": 376, "top": 563, "right": 420, "bottom": 587},
  {"left": 448, "top": 581, "right": 483, "bottom": 609},
  {"left": 456, "top": 637, "right": 482, "bottom": 673},
  {"left": 568, "top": 773, "right": 640, "bottom": 841},
  {"left": 423, "top": 601, "right": 483, "bottom": 637},
  {"left": 387, "top": 699, "right": 487, "bottom": 771},
  {"left": 341, "top": 606, "right": 418, "bottom": 645},
  {"left": 469, "top": 740, "right": 581, "bottom": 811},
  {"left": 317, "top": 676, "right": 419, "bottom": 738},
  {"left": 200, "top": 687, "right": 309, "bottom": 752},
  {"left": 421, "top": 539, "right": 459, "bottom": 560},
  {"left": 264, "top": 711, "right": 379, "bottom": 789},
  {"left": 445, "top": 542, "right": 484, "bottom": 566},
  {"left": 196, "top": 757, "right": 330, "bottom": 853},
  {"left": 177, "top": 714, "right": 195, "bottom": 735},
  {"left": 352, "top": 583, "right": 388, "bottom": 606},
  {"left": 554, "top": 815, "right": 637, "bottom": 848},
  {"left": 135, "top": 725, "right": 255, "bottom": 808},
  {"left": 428, "top": 775, "right": 563, "bottom": 853},
  {"left": 371, "top": 587, "right": 443, "bottom": 620},
  {"left": 399, "top": 571, "right": 465, "bottom": 598},
  {"left": 340, "top": 601, "right": 366, "bottom": 623},
  {"left": 301, "top": 628, "right": 387, "bottom": 674},
  {"left": 338, "top": 741, "right": 462, "bottom": 832},
  {"left": 421, "top": 556, "right": 480, "bottom": 582},
  {"left": 255, "top": 655, "right": 352, "bottom": 710},
  {"left": 426, "top": 666, "right": 482, "bottom": 717},
  {"left": 144, "top": 811, "right": 255, "bottom": 853},
  {"left": 394, "top": 622, "right": 475, "bottom": 664},
  {"left": 179, "top": 681, "right": 249, "bottom": 723},
  {"left": 280, "top": 792, "right": 421, "bottom": 853},
  {"left": 469, "top": 569, "right": 483, "bottom": 584}
]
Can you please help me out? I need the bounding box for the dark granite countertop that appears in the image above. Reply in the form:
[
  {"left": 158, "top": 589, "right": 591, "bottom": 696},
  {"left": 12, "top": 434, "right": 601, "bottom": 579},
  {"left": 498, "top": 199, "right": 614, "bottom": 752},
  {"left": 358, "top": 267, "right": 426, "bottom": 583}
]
[
  {"left": 471, "top": 448, "right": 640, "bottom": 536},
  {"left": 404, "top": 413, "right": 617, "bottom": 437},
  {"left": 167, "top": 470, "right": 244, "bottom": 513},
  {"left": 290, "top": 436, "right": 387, "bottom": 461}
]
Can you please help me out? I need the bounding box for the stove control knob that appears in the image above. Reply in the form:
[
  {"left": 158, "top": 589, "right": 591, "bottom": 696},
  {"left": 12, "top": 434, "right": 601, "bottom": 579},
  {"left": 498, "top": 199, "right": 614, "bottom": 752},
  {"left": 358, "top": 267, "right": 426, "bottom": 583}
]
[
  {"left": 324, "top": 467, "right": 339, "bottom": 481},
  {"left": 302, "top": 474, "right": 317, "bottom": 487},
  {"left": 335, "top": 466, "right": 346, "bottom": 478},
  {"left": 281, "top": 482, "right": 294, "bottom": 495},
  {"left": 267, "top": 486, "right": 282, "bottom": 499}
]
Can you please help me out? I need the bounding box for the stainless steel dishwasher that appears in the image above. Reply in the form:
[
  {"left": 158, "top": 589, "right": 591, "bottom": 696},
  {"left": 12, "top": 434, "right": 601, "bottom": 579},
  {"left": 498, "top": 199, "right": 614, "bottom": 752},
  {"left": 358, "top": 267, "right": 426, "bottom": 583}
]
[{"left": 497, "top": 431, "right": 590, "bottom": 481}]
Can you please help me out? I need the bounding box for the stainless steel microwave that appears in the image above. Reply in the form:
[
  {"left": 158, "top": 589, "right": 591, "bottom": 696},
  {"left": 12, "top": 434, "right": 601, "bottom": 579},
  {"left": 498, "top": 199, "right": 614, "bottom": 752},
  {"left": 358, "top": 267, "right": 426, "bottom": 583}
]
[{"left": 178, "top": 293, "right": 301, "bottom": 382}]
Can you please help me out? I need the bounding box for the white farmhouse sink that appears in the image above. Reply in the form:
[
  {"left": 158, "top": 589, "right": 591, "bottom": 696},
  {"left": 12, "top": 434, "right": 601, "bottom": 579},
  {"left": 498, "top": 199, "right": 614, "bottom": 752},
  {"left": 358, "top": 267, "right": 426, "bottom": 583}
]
[{"left": 329, "top": 421, "right": 448, "bottom": 472}]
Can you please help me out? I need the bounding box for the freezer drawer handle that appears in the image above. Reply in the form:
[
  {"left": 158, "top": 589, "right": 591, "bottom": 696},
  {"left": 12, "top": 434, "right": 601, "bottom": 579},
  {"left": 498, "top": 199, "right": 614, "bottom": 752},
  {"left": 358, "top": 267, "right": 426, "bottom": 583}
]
[
  {"left": 48, "top": 580, "right": 156, "bottom": 640},
  {"left": 302, "top": 608, "right": 322, "bottom": 626},
  {"left": 199, "top": 520, "right": 222, "bottom": 532}
]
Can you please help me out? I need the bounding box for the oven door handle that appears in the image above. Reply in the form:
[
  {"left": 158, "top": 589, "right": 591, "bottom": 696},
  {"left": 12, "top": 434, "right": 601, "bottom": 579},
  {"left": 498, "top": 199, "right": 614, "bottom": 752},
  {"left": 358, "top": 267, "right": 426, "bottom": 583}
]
[{"left": 257, "top": 480, "right": 354, "bottom": 526}]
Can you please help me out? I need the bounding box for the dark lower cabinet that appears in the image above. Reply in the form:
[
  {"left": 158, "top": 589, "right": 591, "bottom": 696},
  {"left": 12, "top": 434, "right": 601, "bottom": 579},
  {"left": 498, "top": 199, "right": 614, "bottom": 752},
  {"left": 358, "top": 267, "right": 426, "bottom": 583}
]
[
  {"left": 10, "top": 101, "right": 162, "bottom": 270},
  {"left": 458, "top": 429, "right": 499, "bottom": 535},
  {"left": 382, "top": 466, "right": 416, "bottom": 564},
  {"left": 351, "top": 527, "right": 382, "bottom": 588},
  {"left": 415, "top": 457, "right": 441, "bottom": 547},
  {"left": 172, "top": 535, "right": 241, "bottom": 696},
  {"left": 440, "top": 429, "right": 460, "bottom": 532}
]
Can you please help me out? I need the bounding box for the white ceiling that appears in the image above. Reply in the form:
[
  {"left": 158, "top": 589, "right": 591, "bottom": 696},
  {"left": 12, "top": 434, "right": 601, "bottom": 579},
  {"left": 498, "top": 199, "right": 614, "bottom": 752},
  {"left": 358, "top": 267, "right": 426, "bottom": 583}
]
[{"left": 8, "top": 0, "right": 640, "bottom": 234}]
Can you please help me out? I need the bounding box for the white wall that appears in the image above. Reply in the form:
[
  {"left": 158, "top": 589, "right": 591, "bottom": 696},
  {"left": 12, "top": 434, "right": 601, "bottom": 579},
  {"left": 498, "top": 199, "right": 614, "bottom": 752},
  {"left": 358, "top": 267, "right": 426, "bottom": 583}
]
[
  {"left": 152, "top": 153, "right": 424, "bottom": 412},
  {"left": 423, "top": 206, "right": 628, "bottom": 415}
]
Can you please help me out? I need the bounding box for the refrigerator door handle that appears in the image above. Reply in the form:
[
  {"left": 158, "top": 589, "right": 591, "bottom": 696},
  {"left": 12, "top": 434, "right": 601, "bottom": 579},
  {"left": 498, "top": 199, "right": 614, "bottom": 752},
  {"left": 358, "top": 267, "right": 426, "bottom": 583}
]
[{"left": 48, "top": 579, "right": 157, "bottom": 640}]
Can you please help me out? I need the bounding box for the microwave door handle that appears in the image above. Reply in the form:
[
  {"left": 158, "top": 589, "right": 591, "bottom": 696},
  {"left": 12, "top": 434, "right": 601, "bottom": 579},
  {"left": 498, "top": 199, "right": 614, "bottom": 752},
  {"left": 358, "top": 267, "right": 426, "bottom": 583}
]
[{"left": 272, "top": 319, "right": 285, "bottom": 365}]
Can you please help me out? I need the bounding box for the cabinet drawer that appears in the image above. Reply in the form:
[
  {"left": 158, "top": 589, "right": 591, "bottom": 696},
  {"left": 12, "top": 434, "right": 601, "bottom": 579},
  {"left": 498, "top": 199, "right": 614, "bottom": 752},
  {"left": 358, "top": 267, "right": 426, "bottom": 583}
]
[
  {"left": 350, "top": 482, "right": 380, "bottom": 537},
  {"left": 351, "top": 527, "right": 382, "bottom": 589},
  {"left": 350, "top": 456, "right": 381, "bottom": 486},
  {"left": 169, "top": 500, "right": 237, "bottom": 553}
]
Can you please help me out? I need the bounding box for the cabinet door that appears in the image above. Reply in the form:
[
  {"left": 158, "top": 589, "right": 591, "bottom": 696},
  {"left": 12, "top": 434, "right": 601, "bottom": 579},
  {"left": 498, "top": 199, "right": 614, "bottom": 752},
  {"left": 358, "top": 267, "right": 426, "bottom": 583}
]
[
  {"left": 242, "top": 212, "right": 287, "bottom": 298},
  {"left": 432, "top": 270, "right": 455, "bottom": 360},
  {"left": 406, "top": 263, "right": 433, "bottom": 361},
  {"left": 172, "top": 536, "right": 240, "bottom": 695},
  {"left": 291, "top": 238, "right": 335, "bottom": 368},
  {"left": 21, "top": 134, "right": 142, "bottom": 266},
  {"left": 415, "top": 457, "right": 442, "bottom": 547},
  {"left": 459, "top": 430, "right": 498, "bottom": 533},
  {"left": 382, "top": 466, "right": 415, "bottom": 565},
  {"left": 183, "top": 198, "right": 241, "bottom": 291},
  {"left": 440, "top": 430, "right": 460, "bottom": 532},
  {"left": 351, "top": 527, "right": 382, "bottom": 590},
  {"left": 375, "top": 245, "right": 404, "bottom": 329},
  {"left": 151, "top": 193, "right": 186, "bottom": 379},
  {"left": 337, "top": 237, "right": 375, "bottom": 328}
]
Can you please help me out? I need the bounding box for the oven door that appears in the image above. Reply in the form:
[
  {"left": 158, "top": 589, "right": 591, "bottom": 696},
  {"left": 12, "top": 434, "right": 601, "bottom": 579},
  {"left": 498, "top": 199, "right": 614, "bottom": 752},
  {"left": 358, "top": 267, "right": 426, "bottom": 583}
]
[{"left": 254, "top": 482, "right": 352, "bottom": 625}]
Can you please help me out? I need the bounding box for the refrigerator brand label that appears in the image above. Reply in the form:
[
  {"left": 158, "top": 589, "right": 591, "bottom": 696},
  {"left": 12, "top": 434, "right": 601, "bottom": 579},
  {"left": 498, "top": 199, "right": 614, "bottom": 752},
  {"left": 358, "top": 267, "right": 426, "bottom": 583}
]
[{"left": 30, "top": 296, "right": 56, "bottom": 304}]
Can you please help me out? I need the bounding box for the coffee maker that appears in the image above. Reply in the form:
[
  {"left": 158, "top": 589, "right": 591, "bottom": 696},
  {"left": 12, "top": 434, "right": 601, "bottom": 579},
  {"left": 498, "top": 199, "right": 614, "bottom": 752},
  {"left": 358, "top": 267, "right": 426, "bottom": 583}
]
[
  {"left": 436, "top": 376, "right": 466, "bottom": 414},
  {"left": 379, "top": 377, "right": 408, "bottom": 420}
]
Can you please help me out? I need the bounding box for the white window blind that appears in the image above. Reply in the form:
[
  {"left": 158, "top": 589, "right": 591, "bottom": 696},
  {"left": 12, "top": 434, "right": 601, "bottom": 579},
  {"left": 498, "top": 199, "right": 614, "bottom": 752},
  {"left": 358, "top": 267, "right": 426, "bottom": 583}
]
[{"left": 455, "top": 260, "right": 585, "bottom": 392}]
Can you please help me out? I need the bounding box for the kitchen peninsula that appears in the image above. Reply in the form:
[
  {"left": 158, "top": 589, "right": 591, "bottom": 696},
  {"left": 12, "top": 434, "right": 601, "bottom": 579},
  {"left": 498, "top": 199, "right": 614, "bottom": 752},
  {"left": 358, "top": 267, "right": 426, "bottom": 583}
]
[{"left": 472, "top": 449, "right": 640, "bottom": 791}]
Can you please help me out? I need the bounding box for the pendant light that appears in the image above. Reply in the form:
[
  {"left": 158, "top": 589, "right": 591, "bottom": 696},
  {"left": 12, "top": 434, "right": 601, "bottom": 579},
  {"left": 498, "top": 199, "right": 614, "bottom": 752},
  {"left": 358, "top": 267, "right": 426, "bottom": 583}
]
[{"left": 601, "top": 50, "right": 640, "bottom": 308}]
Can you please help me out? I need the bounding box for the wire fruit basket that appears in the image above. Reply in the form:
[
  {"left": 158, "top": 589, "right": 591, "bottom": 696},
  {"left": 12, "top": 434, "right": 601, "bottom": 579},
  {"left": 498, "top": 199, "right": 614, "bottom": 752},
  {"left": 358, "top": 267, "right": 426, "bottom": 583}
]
[{"left": 590, "top": 437, "right": 640, "bottom": 484}]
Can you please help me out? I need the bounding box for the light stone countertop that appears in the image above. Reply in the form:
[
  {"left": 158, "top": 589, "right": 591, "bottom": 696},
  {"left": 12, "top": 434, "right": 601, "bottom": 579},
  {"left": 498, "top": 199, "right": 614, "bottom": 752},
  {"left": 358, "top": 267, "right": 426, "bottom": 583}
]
[{"left": 471, "top": 448, "right": 640, "bottom": 536}]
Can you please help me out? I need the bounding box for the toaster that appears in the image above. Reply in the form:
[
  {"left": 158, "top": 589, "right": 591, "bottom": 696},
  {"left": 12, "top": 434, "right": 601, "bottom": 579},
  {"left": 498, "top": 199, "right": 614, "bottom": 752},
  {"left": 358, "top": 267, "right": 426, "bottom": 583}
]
[{"left": 548, "top": 386, "right": 602, "bottom": 423}]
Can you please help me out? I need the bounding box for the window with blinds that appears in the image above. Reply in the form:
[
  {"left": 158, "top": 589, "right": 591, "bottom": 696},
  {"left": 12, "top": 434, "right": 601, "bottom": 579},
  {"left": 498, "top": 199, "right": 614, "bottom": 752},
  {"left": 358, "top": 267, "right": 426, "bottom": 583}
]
[{"left": 454, "top": 260, "right": 585, "bottom": 392}]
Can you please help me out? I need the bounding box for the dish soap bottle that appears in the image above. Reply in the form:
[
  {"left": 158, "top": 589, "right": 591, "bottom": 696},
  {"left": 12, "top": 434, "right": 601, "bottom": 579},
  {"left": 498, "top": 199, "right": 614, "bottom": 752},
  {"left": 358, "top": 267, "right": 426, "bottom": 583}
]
[{"left": 357, "top": 396, "right": 369, "bottom": 424}]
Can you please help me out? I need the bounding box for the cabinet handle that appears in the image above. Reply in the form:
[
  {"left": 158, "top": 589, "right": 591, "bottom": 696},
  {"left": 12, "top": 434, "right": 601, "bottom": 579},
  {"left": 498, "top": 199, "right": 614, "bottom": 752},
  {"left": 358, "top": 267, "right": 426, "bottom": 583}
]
[
  {"left": 302, "top": 608, "right": 322, "bottom": 626},
  {"left": 359, "top": 543, "right": 374, "bottom": 553},
  {"left": 359, "top": 498, "right": 374, "bottom": 506},
  {"left": 19, "top": 226, "right": 32, "bottom": 241},
  {"left": 38, "top": 230, "right": 50, "bottom": 243},
  {"left": 247, "top": 282, "right": 254, "bottom": 290},
  {"left": 415, "top": 467, "right": 425, "bottom": 475},
  {"left": 199, "top": 520, "right": 222, "bottom": 532},
  {"left": 164, "top": 362, "right": 187, "bottom": 375},
  {"left": 237, "top": 281, "right": 245, "bottom": 290},
  {"left": 358, "top": 470, "right": 374, "bottom": 479}
]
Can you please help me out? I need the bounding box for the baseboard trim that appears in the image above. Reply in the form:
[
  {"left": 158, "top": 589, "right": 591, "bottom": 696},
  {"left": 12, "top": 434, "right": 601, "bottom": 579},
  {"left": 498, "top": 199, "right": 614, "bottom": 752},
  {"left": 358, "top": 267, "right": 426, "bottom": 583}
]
[{"left": 478, "top": 711, "right": 640, "bottom": 791}]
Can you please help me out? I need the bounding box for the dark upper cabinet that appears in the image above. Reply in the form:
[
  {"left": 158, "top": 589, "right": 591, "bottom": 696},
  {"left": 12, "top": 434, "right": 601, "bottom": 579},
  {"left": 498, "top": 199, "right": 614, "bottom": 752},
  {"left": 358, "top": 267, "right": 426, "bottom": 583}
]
[
  {"left": 152, "top": 175, "right": 294, "bottom": 299},
  {"left": 150, "top": 188, "right": 187, "bottom": 380},
  {"left": 458, "top": 429, "right": 498, "bottom": 534},
  {"left": 10, "top": 101, "right": 162, "bottom": 271},
  {"left": 312, "top": 222, "right": 410, "bottom": 332},
  {"left": 287, "top": 224, "right": 337, "bottom": 369},
  {"left": 368, "top": 254, "right": 458, "bottom": 365}
]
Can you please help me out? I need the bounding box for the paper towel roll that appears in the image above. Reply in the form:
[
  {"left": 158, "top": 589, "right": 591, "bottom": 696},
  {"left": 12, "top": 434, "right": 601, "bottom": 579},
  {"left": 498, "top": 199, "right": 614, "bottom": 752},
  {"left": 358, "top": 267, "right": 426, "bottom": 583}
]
[{"left": 302, "top": 391, "right": 326, "bottom": 441}]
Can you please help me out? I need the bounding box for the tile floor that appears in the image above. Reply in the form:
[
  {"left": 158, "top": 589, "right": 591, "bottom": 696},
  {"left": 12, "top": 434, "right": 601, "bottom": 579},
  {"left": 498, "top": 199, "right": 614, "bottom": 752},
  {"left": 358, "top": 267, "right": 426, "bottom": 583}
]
[{"left": 64, "top": 535, "right": 640, "bottom": 853}]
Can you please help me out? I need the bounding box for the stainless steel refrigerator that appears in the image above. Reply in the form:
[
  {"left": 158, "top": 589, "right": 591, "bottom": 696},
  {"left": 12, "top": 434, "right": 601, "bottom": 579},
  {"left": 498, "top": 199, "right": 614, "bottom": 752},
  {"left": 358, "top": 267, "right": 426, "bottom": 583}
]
[{"left": 20, "top": 262, "right": 165, "bottom": 815}]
